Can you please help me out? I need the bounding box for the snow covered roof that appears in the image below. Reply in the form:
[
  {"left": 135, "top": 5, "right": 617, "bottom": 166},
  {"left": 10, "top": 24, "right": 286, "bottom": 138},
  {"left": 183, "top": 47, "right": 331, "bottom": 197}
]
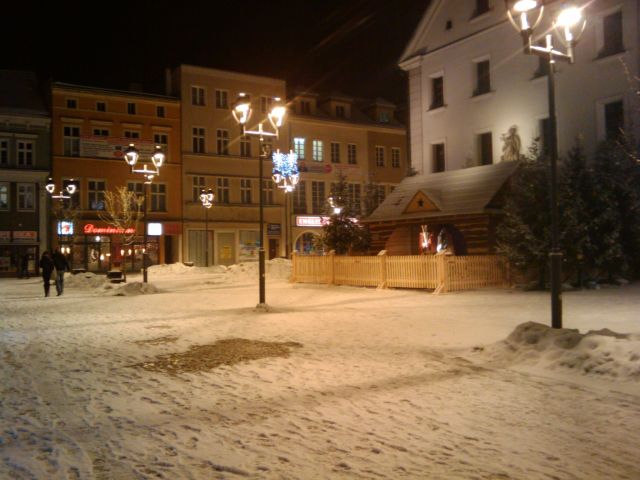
[{"left": 364, "top": 161, "right": 519, "bottom": 223}]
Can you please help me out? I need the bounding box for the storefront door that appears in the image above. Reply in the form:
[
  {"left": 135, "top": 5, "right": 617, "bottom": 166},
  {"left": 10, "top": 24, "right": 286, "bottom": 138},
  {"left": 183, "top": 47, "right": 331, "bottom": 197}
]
[{"left": 217, "top": 232, "right": 235, "bottom": 266}]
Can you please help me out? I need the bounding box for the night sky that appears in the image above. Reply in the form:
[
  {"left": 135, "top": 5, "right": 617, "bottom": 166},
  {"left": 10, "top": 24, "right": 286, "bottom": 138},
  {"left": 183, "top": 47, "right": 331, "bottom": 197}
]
[{"left": 2, "top": 0, "right": 430, "bottom": 105}]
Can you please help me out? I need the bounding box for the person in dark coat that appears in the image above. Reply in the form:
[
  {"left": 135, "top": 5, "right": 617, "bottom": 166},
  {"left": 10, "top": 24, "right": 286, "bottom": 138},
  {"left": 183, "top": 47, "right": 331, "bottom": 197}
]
[
  {"left": 52, "top": 248, "right": 70, "bottom": 296},
  {"left": 40, "top": 251, "right": 55, "bottom": 297}
]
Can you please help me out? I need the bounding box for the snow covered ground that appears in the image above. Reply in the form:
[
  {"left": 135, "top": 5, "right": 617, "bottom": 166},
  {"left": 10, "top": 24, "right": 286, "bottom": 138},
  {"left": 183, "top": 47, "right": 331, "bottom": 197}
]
[{"left": 1, "top": 260, "right": 639, "bottom": 479}]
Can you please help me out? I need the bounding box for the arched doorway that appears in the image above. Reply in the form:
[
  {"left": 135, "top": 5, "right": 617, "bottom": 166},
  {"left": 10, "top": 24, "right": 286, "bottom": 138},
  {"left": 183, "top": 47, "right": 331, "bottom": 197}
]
[{"left": 293, "top": 231, "right": 323, "bottom": 255}]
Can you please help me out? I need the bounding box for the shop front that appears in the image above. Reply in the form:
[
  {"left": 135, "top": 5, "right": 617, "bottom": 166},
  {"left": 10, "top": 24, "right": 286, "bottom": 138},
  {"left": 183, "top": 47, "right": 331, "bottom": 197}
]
[{"left": 0, "top": 230, "right": 39, "bottom": 277}]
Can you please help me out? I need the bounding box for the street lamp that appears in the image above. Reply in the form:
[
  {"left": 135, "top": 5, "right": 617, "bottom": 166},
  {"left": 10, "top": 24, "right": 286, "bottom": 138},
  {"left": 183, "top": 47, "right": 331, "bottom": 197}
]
[
  {"left": 506, "top": 0, "right": 586, "bottom": 329},
  {"left": 45, "top": 177, "right": 78, "bottom": 252},
  {"left": 272, "top": 149, "right": 299, "bottom": 257},
  {"left": 199, "top": 188, "right": 214, "bottom": 266},
  {"left": 123, "top": 143, "right": 165, "bottom": 283},
  {"left": 328, "top": 195, "right": 343, "bottom": 215},
  {"left": 232, "top": 93, "right": 287, "bottom": 308}
]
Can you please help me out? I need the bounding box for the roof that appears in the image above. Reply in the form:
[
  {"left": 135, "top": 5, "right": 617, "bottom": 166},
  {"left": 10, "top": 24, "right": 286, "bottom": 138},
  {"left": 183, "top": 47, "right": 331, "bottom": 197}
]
[
  {"left": 364, "top": 161, "right": 519, "bottom": 223},
  {"left": 0, "top": 70, "right": 48, "bottom": 117},
  {"left": 52, "top": 82, "right": 179, "bottom": 102}
]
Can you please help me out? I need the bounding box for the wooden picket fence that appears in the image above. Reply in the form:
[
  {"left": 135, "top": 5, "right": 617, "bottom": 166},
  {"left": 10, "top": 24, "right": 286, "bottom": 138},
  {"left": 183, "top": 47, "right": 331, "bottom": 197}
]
[{"left": 291, "top": 251, "right": 509, "bottom": 293}]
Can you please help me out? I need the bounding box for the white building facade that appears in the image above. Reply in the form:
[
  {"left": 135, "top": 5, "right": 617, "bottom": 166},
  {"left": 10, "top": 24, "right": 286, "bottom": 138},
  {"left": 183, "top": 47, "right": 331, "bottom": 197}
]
[{"left": 400, "top": 0, "right": 639, "bottom": 174}]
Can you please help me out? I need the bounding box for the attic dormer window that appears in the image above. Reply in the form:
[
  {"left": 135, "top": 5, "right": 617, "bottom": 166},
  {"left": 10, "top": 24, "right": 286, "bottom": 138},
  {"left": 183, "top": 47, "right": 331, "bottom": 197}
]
[
  {"left": 335, "top": 105, "right": 345, "bottom": 118},
  {"left": 472, "top": 0, "right": 490, "bottom": 18},
  {"left": 300, "top": 100, "right": 311, "bottom": 114}
]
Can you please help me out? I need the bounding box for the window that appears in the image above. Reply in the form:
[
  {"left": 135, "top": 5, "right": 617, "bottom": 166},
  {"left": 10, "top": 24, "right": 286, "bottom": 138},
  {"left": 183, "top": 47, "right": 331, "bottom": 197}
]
[
  {"left": 127, "top": 103, "right": 136, "bottom": 115},
  {"left": 240, "top": 135, "right": 251, "bottom": 157},
  {"left": 93, "top": 128, "right": 109, "bottom": 136},
  {"left": 88, "top": 179, "right": 106, "bottom": 210},
  {"left": 262, "top": 139, "right": 273, "bottom": 157},
  {"left": 312, "top": 140, "right": 323, "bottom": 162},
  {"left": 473, "top": 0, "right": 490, "bottom": 17},
  {"left": 66, "top": 98, "right": 77, "bottom": 109},
  {"left": 347, "top": 183, "right": 361, "bottom": 215},
  {"left": 215, "top": 89, "right": 229, "bottom": 109},
  {"left": 335, "top": 105, "right": 345, "bottom": 118},
  {"left": 63, "top": 126, "right": 80, "bottom": 156},
  {"left": 604, "top": 100, "right": 624, "bottom": 140},
  {"left": 599, "top": 11, "right": 624, "bottom": 58},
  {"left": 17, "top": 140, "right": 34, "bottom": 167},
  {"left": 0, "top": 139, "right": 9, "bottom": 165},
  {"left": 150, "top": 183, "right": 167, "bottom": 212},
  {"left": 431, "top": 76, "right": 444, "bottom": 109},
  {"left": 192, "top": 127, "right": 206, "bottom": 153},
  {"left": 191, "top": 86, "right": 206, "bottom": 106},
  {"left": 474, "top": 59, "right": 491, "bottom": 96},
  {"left": 127, "top": 181, "right": 144, "bottom": 196},
  {"left": 300, "top": 101, "right": 311, "bottom": 114},
  {"left": 379, "top": 112, "right": 390, "bottom": 123},
  {"left": 375, "top": 146, "right": 385, "bottom": 167},
  {"left": 0, "top": 183, "right": 9, "bottom": 210},
  {"left": 192, "top": 176, "right": 205, "bottom": 202},
  {"left": 262, "top": 180, "right": 274, "bottom": 204},
  {"left": 347, "top": 144, "right": 357, "bottom": 164},
  {"left": 391, "top": 147, "right": 401, "bottom": 168},
  {"left": 96, "top": 101, "right": 106, "bottom": 112},
  {"left": 124, "top": 130, "right": 140, "bottom": 139},
  {"left": 294, "top": 137, "right": 306, "bottom": 159},
  {"left": 217, "top": 129, "right": 229, "bottom": 155},
  {"left": 432, "top": 143, "right": 445, "bottom": 173},
  {"left": 240, "top": 179, "right": 252, "bottom": 204},
  {"left": 217, "top": 177, "right": 230, "bottom": 204},
  {"left": 261, "top": 96, "right": 273, "bottom": 114},
  {"left": 156, "top": 106, "right": 165, "bottom": 118},
  {"left": 153, "top": 133, "right": 168, "bottom": 155},
  {"left": 478, "top": 132, "right": 493, "bottom": 165},
  {"left": 293, "top": 180, "right": 307, "bottom": 214},
  {"left": 311, "top": 181, "right": 325, "bottom": 214},
  {"left": 17, "top": 183, "right": 35, "bottom": 211},
  {"left": 330, "top": 142, "right": 340, "bottom": 164}
]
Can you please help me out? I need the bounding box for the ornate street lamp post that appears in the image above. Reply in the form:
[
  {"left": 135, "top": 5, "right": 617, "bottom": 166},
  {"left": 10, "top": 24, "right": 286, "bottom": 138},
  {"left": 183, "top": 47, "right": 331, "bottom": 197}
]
[
  {"left": 199, "top": 188, "right": 214, "bottom": 266},
  {"left": 505, "top": 1, "right": 586, "bottom": 329},
  {"left": 123, "top": 143, "right": 165, "bottom": 283},
  {"left": 45, "top": 177, "right": 78, "bottom": 253},
  {"left": 232, "top": 93, "right": 287, "bottom": 308}
]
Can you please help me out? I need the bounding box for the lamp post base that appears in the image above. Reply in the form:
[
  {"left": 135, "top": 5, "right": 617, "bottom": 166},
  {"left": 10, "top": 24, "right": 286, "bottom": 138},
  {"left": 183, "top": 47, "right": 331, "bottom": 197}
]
[{"left": 254, "top": 302, "right": 271, "bottom": 312}]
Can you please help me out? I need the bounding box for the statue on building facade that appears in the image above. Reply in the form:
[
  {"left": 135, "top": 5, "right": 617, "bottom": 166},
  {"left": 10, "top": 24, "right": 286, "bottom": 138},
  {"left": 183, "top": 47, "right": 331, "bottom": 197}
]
[{"left": 501, "top": 125, "right": 522, "bottom": 162}]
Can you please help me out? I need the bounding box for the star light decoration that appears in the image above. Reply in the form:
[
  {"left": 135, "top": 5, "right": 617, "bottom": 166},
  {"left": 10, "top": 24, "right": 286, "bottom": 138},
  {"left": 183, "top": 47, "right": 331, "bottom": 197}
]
[{"left": 271, "top": 149, "right": 300, "bottom": 192}]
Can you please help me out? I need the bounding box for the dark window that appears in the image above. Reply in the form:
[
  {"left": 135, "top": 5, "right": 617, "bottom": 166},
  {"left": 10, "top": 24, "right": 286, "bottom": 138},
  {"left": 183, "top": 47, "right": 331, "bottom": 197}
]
[
  {"left": 599, "top": 11, "right": 624, "bottom": 58},
  {"left": 335, "top": 105, "right": 345, "bottom": 118},
  {"left": 604, "top": 100, "right": 624, "bottom": 140},
  {"left": 96, "top": 101, "right": 106, "bottom": 112},
  {"left": 479, "top": 132, "right": 493, "bottom": 165},
  {"left": 156, "top": 106, "right": 165, "bottom": 118},
  {"left": 127, "top": 103, "right": 136, "bottom": 115},
  {"left": 431, "top": 77, "right": 444, "bottom": 109},
  {"left": 446, "top": 20, "right": 453, "bottom": 30},
  {"left": 473, "top": 0, "right": 490, "bottom": 17},
  {"left": 432, "top": 143, "right": 445, "bottom": 173},
  {"left": 474, "top": 60, "right": 491, "bottom": 96},
  {"left": 66, "top": 99, "right": 77, "bottom": 109},
  {"left": 300, "top": 101, "right": 311, "bottom": 114},
  {"left": 293, "top": 181, "right": 307, "bottom": 214}
]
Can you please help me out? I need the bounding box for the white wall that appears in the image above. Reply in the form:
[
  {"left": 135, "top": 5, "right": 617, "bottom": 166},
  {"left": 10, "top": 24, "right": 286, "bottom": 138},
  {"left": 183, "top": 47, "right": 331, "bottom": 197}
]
[{"left": 403, "top": 0, "right": 639, "bottom": 174}]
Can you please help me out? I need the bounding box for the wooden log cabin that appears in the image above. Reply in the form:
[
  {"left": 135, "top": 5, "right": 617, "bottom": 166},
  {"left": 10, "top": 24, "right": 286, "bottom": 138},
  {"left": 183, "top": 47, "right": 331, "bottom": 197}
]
[{"left": 363, "top": 162, "right": 519, "bottom": 255}]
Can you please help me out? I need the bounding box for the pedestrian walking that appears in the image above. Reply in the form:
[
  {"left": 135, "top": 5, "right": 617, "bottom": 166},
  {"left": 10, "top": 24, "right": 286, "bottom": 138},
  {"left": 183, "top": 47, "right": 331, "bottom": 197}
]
[
  {"left": 52, "top": 248, "right": 70, "bottom": 296},
  {"left": 39, "top": 251, "right": 54, "bottom": 297}
]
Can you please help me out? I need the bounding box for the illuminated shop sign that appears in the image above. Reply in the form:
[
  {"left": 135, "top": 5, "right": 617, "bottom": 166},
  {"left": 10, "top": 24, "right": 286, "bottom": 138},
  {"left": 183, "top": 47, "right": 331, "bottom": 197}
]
[
  {"left": 83, "top": 224, "right": 136, "bottom": 235},
  {"left": 57, "top": 221, "right": 74, "bottom": 235},
  {"left": 296, "top": 216, "right": 330, "bottom": 227},
  {"left": 147, "top": 223, "right": 163, "bottom": 236}
]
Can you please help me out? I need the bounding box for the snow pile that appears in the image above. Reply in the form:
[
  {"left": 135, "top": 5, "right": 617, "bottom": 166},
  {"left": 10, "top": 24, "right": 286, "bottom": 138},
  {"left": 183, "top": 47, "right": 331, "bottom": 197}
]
[
  {"left": 478, "top": 321, "right": 640, "bottom": 381},
  {"left": 226, "top": 258, "right": 292, "bottom": 282},
  {"left": 64, "top": 271, "right": 108, "bottom": 289},
  {"left": 147, "top": 263, "right": 227, "bottom": 276},
  {"left": 104, "top": 281, "right": 158, "bottom": 296}
]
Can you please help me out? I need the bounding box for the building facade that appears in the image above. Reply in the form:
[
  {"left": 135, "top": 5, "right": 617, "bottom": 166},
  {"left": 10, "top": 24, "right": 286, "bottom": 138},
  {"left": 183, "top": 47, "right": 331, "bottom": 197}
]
[
  {"left": 170, "top": 65, "right": 408, "bottom": 265},
  {"left": 0, "top": 71, "right": 51, "bottom": 276},
  {"left": 399, "top": 0, "right": 639, "bottom": 174},
  {"left": 50, "top": 83, "right": 181, "bottom": 273}
]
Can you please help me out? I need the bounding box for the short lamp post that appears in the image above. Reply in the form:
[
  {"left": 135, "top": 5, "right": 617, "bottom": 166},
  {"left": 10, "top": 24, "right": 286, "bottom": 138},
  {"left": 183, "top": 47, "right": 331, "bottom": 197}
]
[
  {"left": 200, "top": 188, "right": 214, "bottom": 266},
  {"left": 272, "top": 149, "right": 300, "bottom": 258},
  {"left": 232, "top": 93, "right": 286, "bottom": 308},
  {"left": 123, "top": 143, "right": 165, "bottom": 283},
  {"left": 45, "top": 177, "right": 78, "bottom": 252},
  {"left": 506, "top": 0, "right": 586, "bottom": 329}
]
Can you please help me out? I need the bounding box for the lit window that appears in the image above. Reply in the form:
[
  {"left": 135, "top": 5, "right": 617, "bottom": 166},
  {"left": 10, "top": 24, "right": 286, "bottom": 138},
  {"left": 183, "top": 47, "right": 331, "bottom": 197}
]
[
  {"left": 0, "top": 183, "right": 9, "bottom": 210},
  {"left": 312, "top": 140, "right": 323, "bottom": 162},
  {"left": 293, "top": 137, "right": 305, "bottom": 159}
]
